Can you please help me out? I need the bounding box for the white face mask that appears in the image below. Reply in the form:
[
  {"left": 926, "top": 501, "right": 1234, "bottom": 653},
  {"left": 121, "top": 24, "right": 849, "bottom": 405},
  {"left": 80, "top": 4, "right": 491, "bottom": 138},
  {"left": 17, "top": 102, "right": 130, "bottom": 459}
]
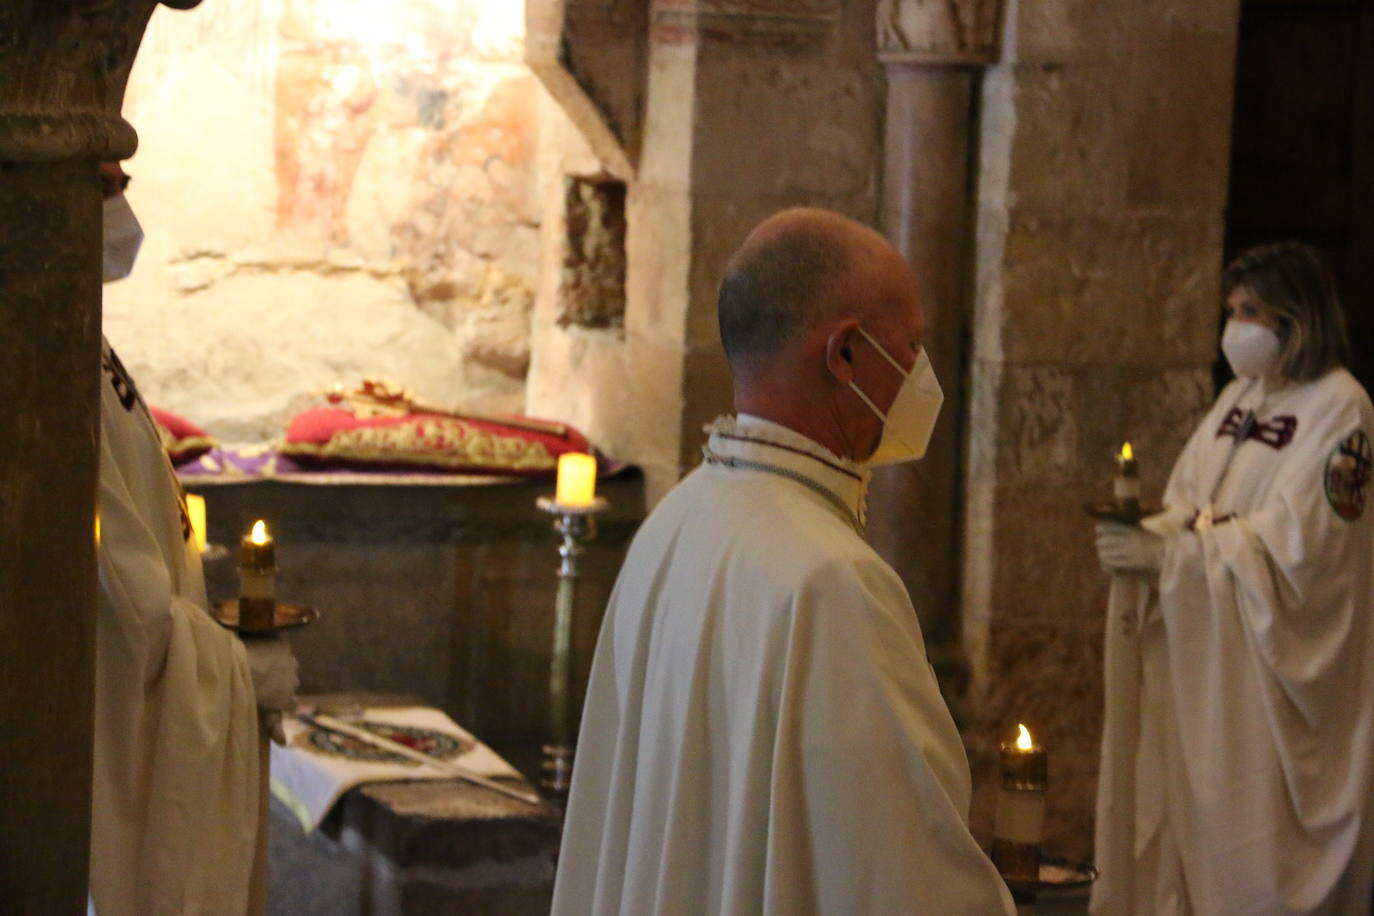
[
  {"left": 102, "top": 194, "right": 144, "bottom": 283},
  {"left": 847, "top": 327, "right": 944, "bottom": 465},
  {"left": 1221, "top": 319, "right": 1282, "bottom": 379}
]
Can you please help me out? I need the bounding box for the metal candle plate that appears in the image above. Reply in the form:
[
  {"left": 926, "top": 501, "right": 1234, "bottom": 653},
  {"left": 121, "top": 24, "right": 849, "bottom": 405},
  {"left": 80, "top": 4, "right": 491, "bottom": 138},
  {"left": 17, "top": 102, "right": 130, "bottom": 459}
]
[{"left": 210, "top": 599, "right": 320, "bottom": 634}]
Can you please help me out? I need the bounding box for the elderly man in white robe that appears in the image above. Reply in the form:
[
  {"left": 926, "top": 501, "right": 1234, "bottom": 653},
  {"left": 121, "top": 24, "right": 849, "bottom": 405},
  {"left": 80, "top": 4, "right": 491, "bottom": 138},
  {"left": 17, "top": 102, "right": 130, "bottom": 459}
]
[
  {"left": 553, "top": 208, "right": 1014, "bottom": 915},
  {"left": 1092, "top": 241, "right": 1374, "bottom": 915},
  {"left": 91, "top": 163, "right": 297, "bottom": 915}
]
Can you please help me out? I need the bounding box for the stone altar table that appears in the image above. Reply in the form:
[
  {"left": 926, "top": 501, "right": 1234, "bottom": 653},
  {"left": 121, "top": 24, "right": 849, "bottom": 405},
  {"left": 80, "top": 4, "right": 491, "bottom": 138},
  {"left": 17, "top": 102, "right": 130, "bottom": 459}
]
[{"left": 268, "top": 693, "right": 560, "bottom": 915}]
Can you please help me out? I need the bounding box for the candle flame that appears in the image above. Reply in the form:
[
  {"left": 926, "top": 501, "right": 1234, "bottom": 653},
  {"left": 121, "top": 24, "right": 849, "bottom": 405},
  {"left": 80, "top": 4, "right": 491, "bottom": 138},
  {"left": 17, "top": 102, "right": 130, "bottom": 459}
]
[
  {"left": 1016, "top": 723, "right": 1034, "bottom": 750},
  {"left": 1121, "top": 442, "right": 1134, "bottom": 461},
  {"left": 250, "top": 520, "right": 270, "bottom": 545}
]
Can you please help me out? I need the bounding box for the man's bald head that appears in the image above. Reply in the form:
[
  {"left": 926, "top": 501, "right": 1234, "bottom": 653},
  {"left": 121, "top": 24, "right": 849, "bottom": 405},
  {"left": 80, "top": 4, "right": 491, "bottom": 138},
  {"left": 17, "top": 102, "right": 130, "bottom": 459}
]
[{"left": 717, "top": 208, "right": 897, "bottom": 377}]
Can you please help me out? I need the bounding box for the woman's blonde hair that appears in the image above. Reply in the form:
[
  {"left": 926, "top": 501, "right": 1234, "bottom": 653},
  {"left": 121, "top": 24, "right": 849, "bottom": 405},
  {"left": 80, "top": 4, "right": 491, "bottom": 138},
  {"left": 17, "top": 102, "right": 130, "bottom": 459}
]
[{"left": 1221, "top": 241, "right": 1351, "bottom": 382}]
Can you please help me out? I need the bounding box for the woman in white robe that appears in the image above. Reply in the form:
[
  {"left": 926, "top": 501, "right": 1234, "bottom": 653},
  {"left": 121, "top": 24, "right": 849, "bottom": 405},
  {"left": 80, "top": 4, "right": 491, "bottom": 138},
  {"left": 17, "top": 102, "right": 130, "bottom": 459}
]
[{"left": 1093, "top": 242, "right": 1374, "bottom": 914}]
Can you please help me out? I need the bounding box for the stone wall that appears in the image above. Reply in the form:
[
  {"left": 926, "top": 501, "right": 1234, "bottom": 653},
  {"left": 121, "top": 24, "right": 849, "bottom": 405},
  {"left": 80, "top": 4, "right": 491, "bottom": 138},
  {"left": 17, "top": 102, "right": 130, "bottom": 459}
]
[
  {"left": 103, "top": 0, "right": 543, "bottom": 443},
  {"left": 526, "top": 0, "right": 884, "bottom": 502},
  {"left": 964, "top": 0, "right": 1240, "bottom": 861}
]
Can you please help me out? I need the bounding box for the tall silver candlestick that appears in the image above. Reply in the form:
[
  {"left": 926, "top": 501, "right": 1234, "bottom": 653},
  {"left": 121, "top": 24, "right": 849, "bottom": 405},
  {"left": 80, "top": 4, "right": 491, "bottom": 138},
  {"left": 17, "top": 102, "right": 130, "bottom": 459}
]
[{"left": 536, "top": 495, "right": 609, "bottom": 805}]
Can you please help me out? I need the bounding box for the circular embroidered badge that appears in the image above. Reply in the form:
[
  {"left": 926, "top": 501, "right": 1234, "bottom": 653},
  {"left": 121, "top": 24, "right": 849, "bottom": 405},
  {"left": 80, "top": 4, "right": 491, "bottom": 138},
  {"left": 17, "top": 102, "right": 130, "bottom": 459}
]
[
  {"left": 298, "top": 720, "right": 473, "bottom": 765},
  {"left": 1324, "top": 429, "right": 1371, "bottom": 522}
]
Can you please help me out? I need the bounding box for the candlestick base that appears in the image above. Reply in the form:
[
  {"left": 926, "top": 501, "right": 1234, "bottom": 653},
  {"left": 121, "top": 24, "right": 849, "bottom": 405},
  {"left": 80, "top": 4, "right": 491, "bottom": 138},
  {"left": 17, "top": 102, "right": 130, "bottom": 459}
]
[
  {"left": 210, "top": 599, "right": 320, "bottom": 634},
  {"left": 998, "top": 857, "right": 1099, "bottom": 900},
  {"left": 536, "top": 496, "right": 610, "bottom": 517},
  {"left": 1084, "top": 499, "right": 1161, "bottom": 525}
]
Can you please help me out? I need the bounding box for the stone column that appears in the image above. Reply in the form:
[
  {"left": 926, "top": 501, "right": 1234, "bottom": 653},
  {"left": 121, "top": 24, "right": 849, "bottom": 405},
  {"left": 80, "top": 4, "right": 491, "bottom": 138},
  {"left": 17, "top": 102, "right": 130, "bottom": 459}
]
[
  {"left": 0, "top": 1, "right": 197, "bottom": 908},
  {"left": 868, "top": 0, "right": 1003, "bottom": 689},
  {"left": 963, "top": 0, "right": 1241, "bottom": 859}
]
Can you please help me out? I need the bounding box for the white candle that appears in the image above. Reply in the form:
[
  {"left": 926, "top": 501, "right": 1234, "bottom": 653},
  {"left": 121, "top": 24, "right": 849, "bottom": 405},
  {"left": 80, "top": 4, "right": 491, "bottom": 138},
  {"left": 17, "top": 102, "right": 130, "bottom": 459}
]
[
  {"left": 1114, "top": 441, "right": 1140, "bottom": 505},
  {"left": 993, "top": 723, "right": 1048, "bottom": 880},
  {"left": 555, "top": 453, "right": 597, "bottom": 508},
  {"left": 239, "top": 520, "right": 276, "bottom": 629},
  {"left": 186, "top": 493, "right": 207, "bottom": 552}
]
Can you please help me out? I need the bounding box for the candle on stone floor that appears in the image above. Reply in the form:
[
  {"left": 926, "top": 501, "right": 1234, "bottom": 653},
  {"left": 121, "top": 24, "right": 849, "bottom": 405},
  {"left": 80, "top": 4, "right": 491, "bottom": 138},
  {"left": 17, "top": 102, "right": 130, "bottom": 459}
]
[
  {"left": 238, "top": 520, "right": 276, "bottom": 629},
  {"left": 186, "top": 493, "right": 207, "bottom": 552},
  {"left": 1114, "top": 441, "right": 1141, "bottom": 513},
  {"left": 993, "top": 723, "right": 1048, "bottom": 881},
  {"left": 555, "top": 452, "right": 597, "bottom": 508}
]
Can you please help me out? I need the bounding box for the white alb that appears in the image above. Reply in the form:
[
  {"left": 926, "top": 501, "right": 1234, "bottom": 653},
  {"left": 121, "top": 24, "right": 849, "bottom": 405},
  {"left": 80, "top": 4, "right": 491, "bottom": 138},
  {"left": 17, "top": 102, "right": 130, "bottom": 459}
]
[{"left": 553, "top": 414, "right": 1014, "bottom": 915}]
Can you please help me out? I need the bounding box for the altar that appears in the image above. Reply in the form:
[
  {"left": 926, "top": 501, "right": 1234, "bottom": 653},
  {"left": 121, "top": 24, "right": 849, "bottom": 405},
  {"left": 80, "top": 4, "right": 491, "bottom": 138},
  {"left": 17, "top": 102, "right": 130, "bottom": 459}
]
[
  {"left": 188, "top": 468, "right": 642, "bottom": 913},
  {"left": 191, "top": 467, "right": 644, "bottom": 754},
  {"left": 267, "top": 692, "right": 560, "bottom": 916}
]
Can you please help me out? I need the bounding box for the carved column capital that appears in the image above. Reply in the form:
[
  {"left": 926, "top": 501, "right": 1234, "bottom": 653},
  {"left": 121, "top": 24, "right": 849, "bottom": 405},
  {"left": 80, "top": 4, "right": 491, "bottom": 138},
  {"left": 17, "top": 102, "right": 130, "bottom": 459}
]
[
  {"left": 0, "top": 0, "right": 202, "bottom": 162},
  {"left": 876, "top": 0, "right": 1003, "bottom": 66}
]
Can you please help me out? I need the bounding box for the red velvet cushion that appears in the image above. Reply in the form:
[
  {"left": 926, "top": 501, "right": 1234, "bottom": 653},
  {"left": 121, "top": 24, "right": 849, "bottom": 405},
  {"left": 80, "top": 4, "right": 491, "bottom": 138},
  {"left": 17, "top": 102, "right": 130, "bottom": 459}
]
[
  {"left": 279, "top": 408, "right": 590, "bottom": 475},
  {"left": 148, "top": 406, "right": 218, "bottom": 465}
]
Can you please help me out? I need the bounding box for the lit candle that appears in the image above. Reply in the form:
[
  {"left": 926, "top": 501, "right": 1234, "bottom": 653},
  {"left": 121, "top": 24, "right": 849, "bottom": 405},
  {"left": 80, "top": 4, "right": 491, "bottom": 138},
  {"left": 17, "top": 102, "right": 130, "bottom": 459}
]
[
  {"left": 1114, "top": 441, "right": 1141, "bottom": 512},
  {"left": 555, "top": 452, "right": 597, "bottom": 508},
  {"left": 186, "top": 493, "right": 207, "bottom": 552},
  {"left": 238, "top": 520, "right": 276, "bottom": 630},
  {"left": 992, "top": 723, "right": 1048, "bottom": 881}
]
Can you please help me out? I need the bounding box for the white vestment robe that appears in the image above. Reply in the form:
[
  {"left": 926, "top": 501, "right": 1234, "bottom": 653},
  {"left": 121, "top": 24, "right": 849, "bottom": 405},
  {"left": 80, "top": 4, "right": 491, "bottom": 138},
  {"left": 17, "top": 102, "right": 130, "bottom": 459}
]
[
  {"left": 90, "top": 339, "right": 261, "bottom": 915},
  {"left": 1093, "top": 368, "right": 1374, "bottom": 915},
  {"left": 554, "top": 416, "right": 1014, "bottom": 915}
]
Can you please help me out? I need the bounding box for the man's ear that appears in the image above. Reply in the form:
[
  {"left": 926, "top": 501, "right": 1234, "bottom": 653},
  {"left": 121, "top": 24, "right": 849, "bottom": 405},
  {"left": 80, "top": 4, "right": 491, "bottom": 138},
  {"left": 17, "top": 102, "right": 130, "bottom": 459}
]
[{"left": 824, "top": 320, "right": 859, "bottom": 385}]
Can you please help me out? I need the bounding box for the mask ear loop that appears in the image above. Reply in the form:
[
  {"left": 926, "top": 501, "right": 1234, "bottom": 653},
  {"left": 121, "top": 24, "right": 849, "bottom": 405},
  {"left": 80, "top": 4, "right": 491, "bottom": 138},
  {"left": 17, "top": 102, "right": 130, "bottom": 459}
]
[
  {"left": 855, "top": 326, "right": 913, "bottom": 376},
  {"left": 848, "top": 379, "right": 890, "bottom": 424}
]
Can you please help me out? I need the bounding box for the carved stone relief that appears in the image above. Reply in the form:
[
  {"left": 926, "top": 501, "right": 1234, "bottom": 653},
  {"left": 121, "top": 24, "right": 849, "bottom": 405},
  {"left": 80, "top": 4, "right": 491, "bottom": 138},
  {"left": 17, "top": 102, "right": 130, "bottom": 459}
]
[{"left": 876, "top": 0, "right": 1002, "bottom": 64}]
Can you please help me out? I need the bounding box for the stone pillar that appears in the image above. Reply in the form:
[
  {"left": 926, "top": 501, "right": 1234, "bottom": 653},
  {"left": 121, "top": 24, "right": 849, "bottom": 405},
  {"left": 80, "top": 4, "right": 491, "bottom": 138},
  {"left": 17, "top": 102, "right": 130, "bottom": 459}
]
[
  {"left": 869, "top": 0, "right": 1003, "bottom": 685},
  {"left": 963, "top": 0, "right": 1241, "bottom": 859},
  {"left": 0, "top": 1, "right": 197, "bottom": 908}
]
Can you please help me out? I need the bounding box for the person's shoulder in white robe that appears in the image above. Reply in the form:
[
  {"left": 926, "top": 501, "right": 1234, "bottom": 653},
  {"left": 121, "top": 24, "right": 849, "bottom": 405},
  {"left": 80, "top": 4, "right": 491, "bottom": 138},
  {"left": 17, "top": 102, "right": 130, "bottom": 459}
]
[{"left": 555, "top": 452, "right": 1015, "bottom": 915}]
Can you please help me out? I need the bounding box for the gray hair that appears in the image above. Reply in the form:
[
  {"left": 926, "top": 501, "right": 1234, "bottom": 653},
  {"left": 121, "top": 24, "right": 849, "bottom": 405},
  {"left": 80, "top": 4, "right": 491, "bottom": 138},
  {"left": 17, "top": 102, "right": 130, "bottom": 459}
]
[
  {"left": 1221, "top": 241, "right": 1350, "bottom": 382},
  {"left": 717, "top": 228, "right": 852, "bottom": 373}
]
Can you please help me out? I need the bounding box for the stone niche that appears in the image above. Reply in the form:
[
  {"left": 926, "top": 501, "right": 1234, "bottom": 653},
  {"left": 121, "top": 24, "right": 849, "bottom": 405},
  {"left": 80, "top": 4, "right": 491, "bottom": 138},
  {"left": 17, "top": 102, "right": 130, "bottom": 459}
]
[
  {"left": 559, "top": 175, "right": 627, "bottom": 330},
  {"left": 103, "top": 0, "right": 545, "bottom": 442}
]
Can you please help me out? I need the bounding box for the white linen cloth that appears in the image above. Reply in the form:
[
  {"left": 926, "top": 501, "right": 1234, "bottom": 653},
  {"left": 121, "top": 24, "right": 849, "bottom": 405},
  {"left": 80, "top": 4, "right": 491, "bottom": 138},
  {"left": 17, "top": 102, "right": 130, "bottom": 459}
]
[
  {"left": 91, "top": 338, "right": 261, "bottom": 916},
  {"left": 553, "top": 415, "right": 1014, "bottom": 915},
  {"left": 270, "top": 706, "right": 523, "bottom": 832},
  {"left": 1092, "top": 368, "right": 1374, "bottom": 915}
]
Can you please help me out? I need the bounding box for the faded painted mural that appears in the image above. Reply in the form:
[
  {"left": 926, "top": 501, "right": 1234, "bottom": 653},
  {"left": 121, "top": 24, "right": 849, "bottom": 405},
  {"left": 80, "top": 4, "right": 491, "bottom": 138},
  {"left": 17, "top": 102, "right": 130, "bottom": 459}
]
[{"left": 105, "top": 0, "right": 542, "bottom": 441}]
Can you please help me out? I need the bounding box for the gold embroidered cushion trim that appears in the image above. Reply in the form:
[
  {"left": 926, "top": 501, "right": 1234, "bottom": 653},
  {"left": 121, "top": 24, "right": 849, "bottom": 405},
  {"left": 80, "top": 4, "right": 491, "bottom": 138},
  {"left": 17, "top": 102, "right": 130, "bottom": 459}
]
[{"left": 279, "top": 409, "right": 586, "bottom": 474}]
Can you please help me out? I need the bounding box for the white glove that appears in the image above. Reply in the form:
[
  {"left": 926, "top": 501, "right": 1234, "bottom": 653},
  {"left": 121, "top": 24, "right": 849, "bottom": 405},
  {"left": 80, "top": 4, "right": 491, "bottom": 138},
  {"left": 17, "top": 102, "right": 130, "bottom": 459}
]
[
  {"left": 1095, "top": 521, "right": 1164, "bottom": 576},
  {"left": 241, "top": 634, "right": 299, "bottom": 712}
]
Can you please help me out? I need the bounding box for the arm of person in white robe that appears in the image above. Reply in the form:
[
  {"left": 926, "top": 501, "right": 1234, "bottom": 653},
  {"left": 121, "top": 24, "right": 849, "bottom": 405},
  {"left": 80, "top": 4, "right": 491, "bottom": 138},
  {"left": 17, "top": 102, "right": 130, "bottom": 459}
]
[
  {"left": 93, "top": 426, "right": 262, "bottom": 912},
  {"left": 765, "top": 554, "right": 1016, "bottom": 915}
]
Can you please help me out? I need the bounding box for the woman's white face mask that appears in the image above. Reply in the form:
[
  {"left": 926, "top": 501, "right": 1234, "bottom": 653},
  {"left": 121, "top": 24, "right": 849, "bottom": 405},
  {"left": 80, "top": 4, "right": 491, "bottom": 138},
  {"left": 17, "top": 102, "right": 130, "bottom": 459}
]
[
  {"left": 1221, "top": 319, "right": 1282, "bottom": 379},
  {"left": 102, "top": 194, "right": 144, "bottom": 283},
  {"left": 847, "top": 327, "right": 944, "bottom": 465}
]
